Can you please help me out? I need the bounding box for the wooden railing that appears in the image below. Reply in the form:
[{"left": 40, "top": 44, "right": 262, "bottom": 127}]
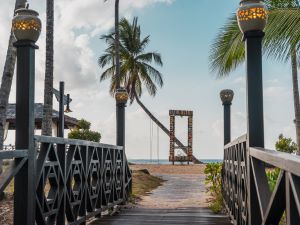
[
  {"left": 223, "top": 135, "right": 300, "bottom": 225},
  {"left": 0, "top": 135, "right": 132, "bottom": 225},
  {"left": 223, "top": 135, "right": 248, "bottom": 225}
]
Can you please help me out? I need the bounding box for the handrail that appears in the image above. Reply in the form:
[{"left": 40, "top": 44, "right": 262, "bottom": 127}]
[
  {"left": 223, "top": 136, "right": 300, "bottom": 225},
  {"left": 34, "top": 135, "right": 123, "bottom": 150},
  {"left": 0, "top": 135, "right": 132, "bottom": 225},
  {"left": 250, "top": 147, "right": 300, "bottom": 177},
  {"left": 0, "top": 150, "right": 28, "bottom": 159},
  {"left": 224, "top": 134, "right": 247, "bottom": 149}
]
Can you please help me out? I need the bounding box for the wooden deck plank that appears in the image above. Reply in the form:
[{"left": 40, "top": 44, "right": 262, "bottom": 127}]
[
  {"left": 91, "top": 169, "right": 232, "bottom": 225},
  {"left": 91, "top": 208, "right": 232, "bottom": 225}
]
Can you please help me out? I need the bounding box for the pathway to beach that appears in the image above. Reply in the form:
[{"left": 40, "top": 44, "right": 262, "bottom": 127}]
[{"left": 93, "top": 164, "right": 232, "bottom": 225}]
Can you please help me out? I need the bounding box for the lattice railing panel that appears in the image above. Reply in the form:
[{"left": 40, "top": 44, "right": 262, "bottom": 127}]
[
  {"left": 33, "top": 136, "right": 132, "bottom": 225},
  {"left": 222, "top": 134, "right": 247, "bottom": 225}
]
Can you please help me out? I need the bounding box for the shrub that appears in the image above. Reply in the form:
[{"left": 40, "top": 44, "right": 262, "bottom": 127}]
[
  {"left": 266, "top": 168, "right": 280, "bottom": 191},
  {"left": 68, "top": 119, "right": 101, "bottom": 142},
  {"left": 204, "top": 163, "right": 224, "bottom": 213}
]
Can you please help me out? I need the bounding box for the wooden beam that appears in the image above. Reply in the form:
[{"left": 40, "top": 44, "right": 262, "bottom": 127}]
[{"left": 250, "top": 148, "right": 300, "bottom": 177}]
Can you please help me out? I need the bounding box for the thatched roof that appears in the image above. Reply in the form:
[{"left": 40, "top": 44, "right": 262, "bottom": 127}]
[{"left": 6, "top": 103, "right": 79, "bottom": 130}]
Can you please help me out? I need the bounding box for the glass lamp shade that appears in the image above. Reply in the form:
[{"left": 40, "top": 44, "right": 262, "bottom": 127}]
[
  {"left": 237, "top": 0, "right": 268, "bottom": 33},
  {"left": 12, "top": 8, "right": 41, "bottom": 42},
  {"left": 115, "top": 88, "right": 129, "bottom": 104},
  {"left": 220, "top": 89, "right": 234, "bottom": 105}
]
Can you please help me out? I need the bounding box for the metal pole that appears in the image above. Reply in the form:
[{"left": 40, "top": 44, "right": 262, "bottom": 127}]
[
  {"left": 224, "top": 105, "right": 231, "bottom": 145},
  {"left": 58, "top": 81, "right": 64, "bottom": 138},
  {"left": 14, "top": 40, "right": 38, "bottom": 225},
  {"left": 116, "top": 102, "right": 126, "bottom": 147},
  {"left": 220, "top": 90, "right": 234, "bottom": 145},
  {"left": 245, "top": 30, "right": 265, "bottom": 225}
]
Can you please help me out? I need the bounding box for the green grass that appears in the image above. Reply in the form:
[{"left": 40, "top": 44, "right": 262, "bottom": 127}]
[{"left": 130, "top": 169, "right": 164, "bottom": 203}]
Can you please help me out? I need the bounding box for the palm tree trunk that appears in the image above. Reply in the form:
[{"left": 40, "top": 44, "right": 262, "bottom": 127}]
[
  {"left": 115, "top": 0, "right": 120, "bottom": 88},
  {"left": 41, "top": 0, "right": 54, "bottom": 136},
  {"left": 135, "top": 95, "right": 201, "bottom": 164},
  {"left": 291, "top": 47, "right": 300, "bottom": 155},
  {"left": 0, "top": 0, "right": 27, "bottom": 200}
]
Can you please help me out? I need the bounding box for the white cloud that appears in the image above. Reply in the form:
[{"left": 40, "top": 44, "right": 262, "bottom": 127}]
[{"left": 1, "top": 0, "right": 175, "bottom": 150}]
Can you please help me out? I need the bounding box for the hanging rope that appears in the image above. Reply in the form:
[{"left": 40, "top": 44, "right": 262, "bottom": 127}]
[
  {"left": 149, "top": 118, "right": 153, "bottom": 163},
  {"left": 157, "top": 124, "right": 160, "bottom": 164}
]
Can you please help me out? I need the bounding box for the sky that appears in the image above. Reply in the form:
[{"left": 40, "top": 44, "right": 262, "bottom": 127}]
[{"left": 0, "top": 0, "right": 296, "bottom": 160}]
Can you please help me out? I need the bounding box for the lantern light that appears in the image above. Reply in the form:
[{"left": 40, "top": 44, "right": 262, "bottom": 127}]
[
  {"left": 237, "top": 0, "right": 268, "bottom": 34},
  {"left": 64, "top": 94, "right": 73, "bottom": 113},
  {"left": 12, "top": 8, "right": 41, "bottom": 42},
  {"left": 220, "top": 89, "right": 234, "bottom": 105},
  {"left": 115, "top": 88, "right": 129, "bottom": 104}
]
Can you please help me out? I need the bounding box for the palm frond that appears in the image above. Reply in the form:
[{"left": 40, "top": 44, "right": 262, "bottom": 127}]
[
  {"left": 209, "top": 8, "right": 300, "bottom": 77},
  {"left": 264, "top": 9, "right": 300, "bottom": 62},
  {"left": 209, "top": 14, "right": 244, "bottom": 77},
  {"left": 100, "top": 66, "right": 115, "bottom": 82},
  {"left": 136, "top": 52, "right": 163, "bottom": 66}
]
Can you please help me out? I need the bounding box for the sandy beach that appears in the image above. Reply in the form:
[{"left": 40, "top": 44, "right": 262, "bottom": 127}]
[
  {"left": 130, "top": 164, "right": 209, "bottom": 209},
  {"left": 130, "top": 164, "right": 206, "bottom": 175}
]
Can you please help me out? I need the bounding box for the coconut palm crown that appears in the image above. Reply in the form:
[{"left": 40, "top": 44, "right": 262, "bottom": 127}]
[
  {"left": 209, "top": 0, "right": 300, "bottom": 153},
  {"left": 99, "top": 17, "right": 163, "bottom": 103}
]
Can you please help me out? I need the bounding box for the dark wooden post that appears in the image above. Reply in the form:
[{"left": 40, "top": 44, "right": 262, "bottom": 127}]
[
  {"left": 58, "top": 81, "right": 64, "bottom": 138},
  {"left": 14, "top": 40, "right": 38, "bottom": 225},
  {"left": 115, "top": 88, "right": 129, "bottom": 199},
  {"left": 245, "top": 30, "right": 265, "bottom": 225},
  {"left": 220, "top": 90, "right": 234, "bottom": 145},
  {"left": 57, "top": 81, "right": 66, "bottom": 224}
]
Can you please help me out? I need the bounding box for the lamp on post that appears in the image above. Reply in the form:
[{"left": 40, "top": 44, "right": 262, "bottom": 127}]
[
  {"left": 53, "top": 83, "right": 73, "bottom": 138},
  {"left": 115, "top": 87, "right": 129, "bottom": 199},
  {"left": 237, "top": 0, "right": 267, "bottom": 150},
  {"left": 237, "top": 1, "right": 267, "bottom": 225},
  {"left": 115, "top": 87, "right": 128, "bottom": 148},
  {"left": 65, "top": 94, "right": 73, "bottom": 113},
  {"left": 12, "top": 7, "right": 41, "bottom": 225},
  {"left": 220, "top": 90, "right": 234, "bottom": 146}
]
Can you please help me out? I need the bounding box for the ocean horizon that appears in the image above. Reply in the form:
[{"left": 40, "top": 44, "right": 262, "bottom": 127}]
[{"left": 128, "top": 159, "right": 223, "bottom": 164}]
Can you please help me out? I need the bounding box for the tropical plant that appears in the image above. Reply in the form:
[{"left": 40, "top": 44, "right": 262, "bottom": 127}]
[
  {"left": 275, "top": 133, "right": 297, "bottom": 153},
  {"left": 68, "top": 119, "right": 101, "bottom": 142},
  {"left": 209, "top": 0, "right": 300, "bottom": 154},
  {"left": 99, "top": 17, "right": 200, "bottom": 163},
  {"left": 41, "top": 0, "right": 54, "bottom": 136},
  {"left": 266, "top": 168, "right": 281, "bottom": 191},
  {"left": 204, "top": 163, "right": 223, "bottom": 213}
]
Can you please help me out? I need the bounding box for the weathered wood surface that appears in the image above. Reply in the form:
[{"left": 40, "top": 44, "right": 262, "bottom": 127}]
[
  {"left": 93, "top": 208, "right": 232, "bottom": 225},
  {"left": 92, "top": 171, "right": 232, "bottom": 225}
]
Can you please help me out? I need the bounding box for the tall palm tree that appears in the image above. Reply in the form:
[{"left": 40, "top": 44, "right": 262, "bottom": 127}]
[
  {"left": 209, "top": 0, "right": 300, "bottom": 154},
  {"left": 0, "top": 0, "right": 27, "bottom": 198},
  {"left": 104, "top": 0, "right": 121, "bottom": 87},
  {"left": 99, "top": 17, "right": 201, "bottom": 163},
  {"left": 41, "top": 0, "right": 54, "bottom": 136}
]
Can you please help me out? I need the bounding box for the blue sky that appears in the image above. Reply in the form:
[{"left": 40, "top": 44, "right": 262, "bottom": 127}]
[{"left": 1, "top": 0, "right": 296, "bottom": 160}]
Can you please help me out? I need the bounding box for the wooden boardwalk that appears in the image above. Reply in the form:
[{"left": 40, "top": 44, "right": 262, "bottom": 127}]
[
  {"left": 91, "top": 166, "right": 232, "bottom": 225},
  {"left": 93, "top": 207, "right": 232, "bottom": 225}
]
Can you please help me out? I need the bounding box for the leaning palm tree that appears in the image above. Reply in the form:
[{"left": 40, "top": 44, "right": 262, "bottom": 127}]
[
  {"left": 209, "top": 0, "right": 300, "bottom": 154},
  {"left": 41, "top": 0, "right": 54, "bottom": 136},
  {"left": 99, "top": 17, "right": 201, "bottom": 163}
]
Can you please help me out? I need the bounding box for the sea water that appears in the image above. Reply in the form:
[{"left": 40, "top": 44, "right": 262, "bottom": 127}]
[{"left": 128, "top": 159, "right": 223, "bottom": 164}]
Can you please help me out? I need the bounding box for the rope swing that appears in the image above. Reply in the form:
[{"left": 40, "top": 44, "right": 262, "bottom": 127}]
[
  {"left": 149, "top": 118, "right": 153, "bottom": 163},
  {"left": 149, "top": 119, "right": 160, "bottom": 164}
]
